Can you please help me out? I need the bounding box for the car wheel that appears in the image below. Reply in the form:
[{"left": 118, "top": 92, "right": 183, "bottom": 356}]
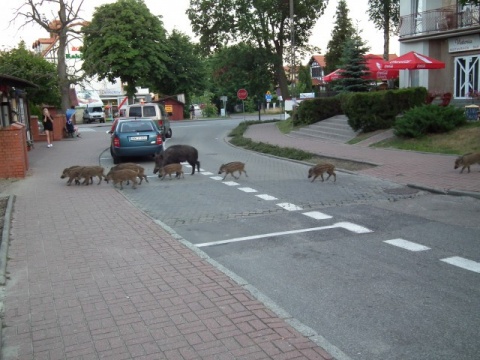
[{"left": 166, "top": 128, "right": 173, "bottom": 138}]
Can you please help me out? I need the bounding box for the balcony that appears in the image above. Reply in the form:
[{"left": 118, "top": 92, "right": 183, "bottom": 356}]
[{"left": 399, "top": 4, "right": 480, "bottom": 39}]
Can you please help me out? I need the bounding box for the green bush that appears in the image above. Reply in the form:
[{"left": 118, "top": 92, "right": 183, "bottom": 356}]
[
  {"left": 293, "top": 97, "right": 343, "bottom": 126},
  {"left": 343, "top": 87, "right": 428, "bottom": 132},
  {"left": 394, "top": 104, "right": 467, "bottom": 138}
]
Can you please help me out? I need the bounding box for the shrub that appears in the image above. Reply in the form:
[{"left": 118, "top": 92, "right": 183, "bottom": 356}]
[
  {"left": 293, "top": 97, "right": 343, "bottom": 126},
  {"left": 394, "top": 104, "right": 467, "bottom": 138}
]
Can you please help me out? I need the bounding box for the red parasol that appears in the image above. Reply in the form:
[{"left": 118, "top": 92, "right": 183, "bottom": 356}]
[
  {"left": 363, "top": 54, "right": 399, "bottom": 80},
  {"left": 323, "top": 68, "right": 344, "bottom": 82},
  {"left": 382, "top": 51, "right": 445, "bottom": 70}
]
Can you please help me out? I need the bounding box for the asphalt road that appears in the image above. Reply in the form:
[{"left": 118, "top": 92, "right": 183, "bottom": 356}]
[{"left": 100, "top": 119, "right": 480, "bottom": 360}]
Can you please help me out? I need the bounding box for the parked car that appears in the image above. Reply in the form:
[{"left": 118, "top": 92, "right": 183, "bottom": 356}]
[
  {"left": 83, "top": 105, "right": 105, "bottom": 123},
  {"left": 109, "top": 118, "right": 164, "bottom": 164},
  {"left": 126, "top": 103, "right": 172, "bottom": 140}
]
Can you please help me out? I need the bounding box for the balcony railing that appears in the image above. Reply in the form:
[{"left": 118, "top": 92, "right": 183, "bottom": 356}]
[{"left": 399, "top": 4, "right": 480, "bottom": 38}]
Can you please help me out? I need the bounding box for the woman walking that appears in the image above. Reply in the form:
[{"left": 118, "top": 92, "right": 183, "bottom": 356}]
[{"left": 42, "top": 108, "right": 54, "bottom": 147}]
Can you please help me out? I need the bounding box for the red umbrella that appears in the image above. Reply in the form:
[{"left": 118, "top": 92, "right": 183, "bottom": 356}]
[
  {"left": 323, "top": 68, "right": 345, "bottom": 82},
  {"left": 382, "top": 51, "right": 445, "bottom": 70},
  {"left": 363, "top": 54, "right": 399, "bottom": 80}
]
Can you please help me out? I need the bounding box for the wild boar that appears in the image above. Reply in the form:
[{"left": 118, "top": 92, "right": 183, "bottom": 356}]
[
  {"left": 60, "top": 165, "right": 83, "bottom": 185},
  {"left": 77, "top": 166, "right": 106, "bottom": 185},
  {"left": 308, "top": 163, "right": 336, "bottom": 183},
  {"left": 454, "top": 152, "right": 480, "bottom": 173},
  {"left": 105, "top": 169, "right": 138, "bottom": 190},
  {"left": 160, "top": 163, "right": 184, "bottom": 180},
  {"left": 107, "top": 163, "right": 148, "bottom": 184},
  {"left": 154, "top": 145, "right": 200, "bottom": 175},
  {"left": 218, "top": 162, "right": 248, "bottom": 180}
]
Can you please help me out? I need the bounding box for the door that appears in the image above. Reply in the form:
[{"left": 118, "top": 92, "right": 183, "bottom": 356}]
[{"left": 454, "top": 55, "right": 479, "bottom": 99}]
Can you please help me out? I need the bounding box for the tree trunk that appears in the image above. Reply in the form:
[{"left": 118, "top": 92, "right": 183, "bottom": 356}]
[{"left": 58, "top": 0, "right": 71, "bottom": 113}]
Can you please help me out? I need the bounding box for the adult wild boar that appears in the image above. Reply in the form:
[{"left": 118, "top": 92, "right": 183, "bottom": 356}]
[{"left": 153, "top": 145, "right": 200, "bottom": 175}]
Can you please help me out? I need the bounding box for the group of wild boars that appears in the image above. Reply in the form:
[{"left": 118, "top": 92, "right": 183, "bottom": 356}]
[
  {"left": 159, "top": 163, "right": 184, "bottom": 180},
  {"left": 218, "top": 162, "right": 248, "bottom": 180},
  {"left": 106, "top": 163, "right": 148, "bottom": 184},
  {"left": 154, "top": 145, "right": 200, "bottom": 175},
  {"left": 308, "top": 163, "right": 336, "bottom": 183},
  {"left": 454, "top": 152, "right": 480, "bottom": 173},
  {"left": 60, "top": 165, "right": 105, "bottom": 185}
]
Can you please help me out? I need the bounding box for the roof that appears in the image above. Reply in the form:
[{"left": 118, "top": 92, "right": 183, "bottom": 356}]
[
  {"left": 0, "top": 74, "right": 38, "bottom": 88},
  {"left": 308, "top": 53, "right": 398, "bottom": 67}
]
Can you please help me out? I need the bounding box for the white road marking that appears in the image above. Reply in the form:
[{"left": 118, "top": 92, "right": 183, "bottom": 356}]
[
  {"left": 276, "top": 203, "right": 303, "bottom": 211},
  {"left": 238, "top": 187, "right": 257, "bottom": 193},
  {"left": 384, "top": 239, "right": 431, "bottom": 252},
  {"left": 210, "top": 176, "right": 224, "bottom": 181},
  {"left": 202, "top": 171, "right": 214, "bottom": 175},
  {"left": 196, "top": 222, "right": 373, "bottom": 247},
  {"left": 256, "top": 194, "right": 278, "bottom": 201},
  {"left": 223, "top": 181, "right": 239, "bottom": 186},
  {"left": 441, "top": 256, "right": 480, "bottom": 273},
  {"left": 303, "top": 211, "right": 332, "bottom": 220}
]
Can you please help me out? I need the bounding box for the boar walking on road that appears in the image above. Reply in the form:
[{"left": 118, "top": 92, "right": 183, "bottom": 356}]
[
  {"left": 107, "top": 163, "right": 148, "bottom": 184},
  {"left": 77, "top": 166, "right": 106, "bottom": 185},
  {"left": 154, "top": 145, "right": 200, "bottom": 175},
  {"left": 218, "top": 162, "right": 248, "bottom": 180},
  {"left": 454, "top": 152, "right": 480, "bottom": 173},
  {"left": 160, "top": 163, "right": 184, "bottom": 180},
  {"left": 105, "top": 169, "right": 138, "bottom": 190},
  {"left": 308, "top": 163, "right": 336, "bottom": 183}
]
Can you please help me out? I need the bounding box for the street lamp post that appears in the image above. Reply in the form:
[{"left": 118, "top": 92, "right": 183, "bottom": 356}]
[{"left": 290, "top": 0, "right": 295, "bottom": 97}]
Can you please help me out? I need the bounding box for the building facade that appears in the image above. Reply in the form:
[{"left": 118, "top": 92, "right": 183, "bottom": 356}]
[{"left": 399, "top": 0, "right": 479, "bottom": 98}]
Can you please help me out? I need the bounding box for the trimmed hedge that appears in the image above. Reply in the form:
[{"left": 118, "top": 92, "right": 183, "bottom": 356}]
[
  {"left": 342, "top": 87, "right": 428, "bottom": 132},
  {"left": 293, "top": 97, "right": 343, "bottom": 126}
]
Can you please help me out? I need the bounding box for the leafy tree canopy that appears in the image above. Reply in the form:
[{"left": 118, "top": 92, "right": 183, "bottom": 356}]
[
  {"left": 324, "top": 0, "right": 355, "bottom": 74},
  {"left": 81, "top": 0, "right": 171, "bottom": 98},
  {"left": 187, "top": 0, "right": 328, "bottom": 98},
  {"left": 367, "top": 0, "right": 399, "bottom": 60},
  {"left": 150, "top": 30, "right": 207, "bottom": 102},
  {"left": 0, "top": 42, "right": 61, "bottom": 106},
  {"left": 208, "top": 43, "right": 276, "bottom": 110}
]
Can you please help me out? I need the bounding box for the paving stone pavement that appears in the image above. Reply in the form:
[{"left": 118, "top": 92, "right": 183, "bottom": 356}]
[
  {"left": 0, "top": 131, "right": 334, "bottom": 360},
  {"left": 244, "top": 119, "right": 480, "bottom": 196}
]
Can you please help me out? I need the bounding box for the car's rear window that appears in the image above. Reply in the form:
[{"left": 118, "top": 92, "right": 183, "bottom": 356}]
[
  {"left": 128, "top": 107, "right": 142, "bottom": 117},
  {"left": 143, "top": 106, "right": 157, "bottom": 117},
  {"left": 119, "top": 121, "right": 155, "bottom": 133}
]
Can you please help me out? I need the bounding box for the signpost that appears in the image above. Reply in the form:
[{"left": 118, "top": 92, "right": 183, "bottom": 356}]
[{"left": 237, "top": 89, "right": 248, "bottom": 121}]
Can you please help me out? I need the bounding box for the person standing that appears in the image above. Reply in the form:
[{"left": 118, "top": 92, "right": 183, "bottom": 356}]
[
  {"left": 189, "top": 104, "right": 195, "bottom": 120},
  {"left": 65, "top": 105, "right": 78, "bottom": 137},
  {"left": 42, "top": 108, "right": 54, "bottom": 147}
]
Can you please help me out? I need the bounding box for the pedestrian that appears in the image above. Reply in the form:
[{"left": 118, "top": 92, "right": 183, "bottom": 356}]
[
  {"left": 42, "top": 108, "right": 54, "bottom": 148},
  {"left": 189, "top": 104, "right": 195, "bottom": 120},
  {"left": 65, "top": 105, "right": 77, "bottom": 138}
]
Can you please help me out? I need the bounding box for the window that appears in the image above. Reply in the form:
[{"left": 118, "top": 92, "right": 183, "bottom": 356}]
[
  {"left": 129, "top": 107, "right": 142, "bottom": 117},
  {"left": 143, "top": 106, "right": 156, "bottom": 117}
]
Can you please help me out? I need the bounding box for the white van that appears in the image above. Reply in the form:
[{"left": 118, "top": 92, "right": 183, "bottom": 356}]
[
  {"left": 126, "top": 103, "right": 172, "bottom": 139},
  {"left": 82, "top": 103, "right": 105, "bottom": 123}
]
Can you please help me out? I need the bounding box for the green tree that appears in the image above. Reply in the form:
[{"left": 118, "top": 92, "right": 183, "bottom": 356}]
[
  {"left": 13, "top": 0, "right": 85, "bottom": 112},
  {"left": 367, "top": 0, "right": 400, "bottom": 60},
  {"left": 296, "top": 65, "right": 312, "bottom": 95},
  {"left": 459, "top": 0, "right": 480, "bottom": 5},
  {"left": 153, "top": 30, "right": 207, "bottom": 102},
  {"left": 324, "top": 0, "right": 355, "bottom": 75},
  {"left": 208, "top": 43, "right": 275, "bottom": 110},
  {"left": 187, "top": 0, "right": 328, "bottom": 99},
  {"left": 333, "top": 34, "right": 371, "bottom": 93},
  {"left": 0, "top": 42, "right": 61, "bottom": 106},
  {"left": 81, "top": 0, "right": 170, "bottom": 99}
]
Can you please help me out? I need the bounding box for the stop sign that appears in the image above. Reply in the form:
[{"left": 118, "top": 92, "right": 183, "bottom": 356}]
[{"left": 237, "top": 88, "right": 248, "bottom": 100}]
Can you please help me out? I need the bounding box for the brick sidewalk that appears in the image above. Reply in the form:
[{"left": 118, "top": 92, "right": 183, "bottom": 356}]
[
  {"left": 1, "top": 132, "right": 334, "bottom": 359},
  {"left": 245, "top": 122, "right": 480, "bottom": 195}
]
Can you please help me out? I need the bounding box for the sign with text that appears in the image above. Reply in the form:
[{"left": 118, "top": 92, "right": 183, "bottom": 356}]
[{"left": 237, "top": 89, "right": 248, "bottom": 100}]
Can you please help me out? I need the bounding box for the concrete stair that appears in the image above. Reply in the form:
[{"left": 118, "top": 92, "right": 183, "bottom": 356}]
[{"left": 289, "top": 115, "right": 359, "bottom": 143}]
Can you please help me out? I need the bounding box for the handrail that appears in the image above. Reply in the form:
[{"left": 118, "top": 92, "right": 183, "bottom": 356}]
[{"left": 399, "top": 4, "right": 479, "bottom": 38}]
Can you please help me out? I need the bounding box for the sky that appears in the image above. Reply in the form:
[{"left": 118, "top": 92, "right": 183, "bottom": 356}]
[{"left": 2, "top": 0, "right": 399, "bottom": 61}]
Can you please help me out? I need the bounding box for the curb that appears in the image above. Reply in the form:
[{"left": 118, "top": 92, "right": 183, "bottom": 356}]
[{"left": 0, "top": 195, "right": 14, "bottom": 286}]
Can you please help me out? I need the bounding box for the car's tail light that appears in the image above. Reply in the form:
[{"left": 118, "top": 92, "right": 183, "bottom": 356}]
[
  {"left": 113, "top": 136, "right": 120, "bottom": 147},
  {"left": 158, "top": 120, "right": 163, "bottom": 127},
  {"left": 156, "top": 135, "right": 163, "bottom": 145}
]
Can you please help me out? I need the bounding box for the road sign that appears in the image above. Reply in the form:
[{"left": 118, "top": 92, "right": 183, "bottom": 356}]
[{"left": 237, "top": 89, "right": 248, "bottom": 100}]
